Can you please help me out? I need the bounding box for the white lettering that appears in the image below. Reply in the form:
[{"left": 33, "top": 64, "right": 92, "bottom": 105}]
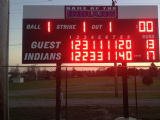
[
  {"left": 31, "top": 41, "right": 61, "bottom": 49},
  {"left": 56, "top": 25, "right": 76, "bottom": 29},
  {"left": 24, "top": 53, "right": 62, "bottom": 60}
]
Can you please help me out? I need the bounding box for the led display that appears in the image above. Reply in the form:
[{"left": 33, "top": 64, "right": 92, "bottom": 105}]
[{"left": 22, "top": 19, "right": 159, "bottom": 63}]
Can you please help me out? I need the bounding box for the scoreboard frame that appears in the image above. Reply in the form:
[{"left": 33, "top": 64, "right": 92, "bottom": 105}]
[{"left": 22, "top": 5, "right": 159, "bottom": 64}]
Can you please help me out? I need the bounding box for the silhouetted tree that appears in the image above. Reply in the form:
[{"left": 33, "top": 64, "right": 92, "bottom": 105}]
[
  {"left": 142, "top": 75, "right": 153, "bottom": 86},
  {"left": 149, "top": 62, "right": 158, "bottom": 77}
]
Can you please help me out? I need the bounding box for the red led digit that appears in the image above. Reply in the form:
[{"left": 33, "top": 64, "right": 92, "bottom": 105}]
[
  {"left": 48, "top": 21, "right": 51, "bottom": 32},
  {"left": 108, "top": 40, "right": 110, "bottom": 49},
  {"left": 115, "top": 40, "right": 117, "bottom": 49},
  {"left": 97, "top": 51, "right": 103, "bottom": 61},
  {"left": 139, "top": 21, "right": 145, "bottom": 32},
  {"left": 90, "top": 52, "right": 95, "bottom": 61},
  {"left": 147, "top": 21, "right": 153, "bottom": 32},
  {"left": 109, "top": 22, "right": 112, "bottom": 32},
  {"left": 83, "top": 40, "right": 88, "bottom": 50},
  {"left": 126, "top": 51, "right": 132, "bottom": 60},
  {"left": 100, "top": 40, "right": 103, "bottom": 49},
  {"left": 119, "top": 40, "right": 124, "bottom": 49},
  {"left": 71, "top": 40, "right": 74, "bottom": 50},
  {"left": 147, "top": 51, "right": 155, "bottom": 60},
  {"left": 119, "top": 52, "right": 125, "bottom": 60},
  {"left": 115, "top": 51, "right": 117, "bottom": 60},
  {"left": 147, "top": 39, "right": 154, "bottom": 49},
  {"left": 75, "top": 40, "right": 81, "bottom": 50},
  {"left": 93, "top": 40, "right": 95, "bottom": 50},
  {"left": 83, "top": 22, "right": 86, "bottom": 32},
  {"left": 126, "top": 40, "right": 131, "bottom": 49},
  {"left": 75, "top": 52, "right": 81, "bottom": 61},
  {"left": 108, "top": 52, "right": 110, "bottom": 60},
  {"left": 71, "top": 52, "right": 74, "bottom": 61},
  {"left": 83, "top": 52, "right": 88, "bottom": 61}
]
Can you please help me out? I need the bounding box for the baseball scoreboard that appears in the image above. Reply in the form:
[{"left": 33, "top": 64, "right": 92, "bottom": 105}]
[{"left": 22, "top": 5, "right": 159, "bottom": 63}]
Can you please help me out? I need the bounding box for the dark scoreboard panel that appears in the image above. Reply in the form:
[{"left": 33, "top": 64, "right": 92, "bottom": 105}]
[{"left": 22, "top": 19, "right": 159, "bottom": 63}]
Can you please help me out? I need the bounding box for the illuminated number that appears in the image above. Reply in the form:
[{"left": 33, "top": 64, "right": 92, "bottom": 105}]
[
  {"left": 119, "top": 40, "right": 124, "bottom": 49},
  {"left": 126, "top": 40, "right": 131, "bottom": 49},
  {"left": 109, "top": 22, "right": 112, "bottom": 32},
  {"left": 139, "top": 21, "right": 153, "bottom": 32},
  {"left": 146, "top": 21, "right": 153, "bottom": 32},
  {"left": 146, "top": 39, "right": 154, "bottom": 49},
  {"left": 69, "top": 35, "right": 72, "bottom": 39},
  {"left": 139, "top": 21, "right": 145, "bottom": 32},
  {"left": 71, "top": 40, "right": 74, "bottom": 50},
  {"left": 119, "top": 52, "right": 125, "bottom": 60},
  {"left": 108, "top": 52, "right": 110, "bottom": 60},
  {"left": 97, "top": 52, "right": 103, "bottom": 61},
  {"left": 48, "top": 21, "right": 51, "bottom": 32},
  {"left": 75, "top": 52, "right": 81, "bottom": 61},
  {"left": 115, "top": 52, "right": 117, "bottom": 60},
  {"left": 90, "top": 52, "right": 96, "bottom": 61},
  {"left": 75, "top": 40, "right": 81, "bottom": 50},
  {"left": 108, "top": 40, "right": 110, "bottom": 49},
  {"left": 83, "top": 22, "right": 86, "bottom": 32},
  {"left": 146, "top": 39, "right": 155, "bottom": 60},
  {"left": 83, "top": 40, "right": 88, "bottom": 50},
  {"left": 93, "top": 40, "right": 95, "bottom": 50},
  {"left": 100, "top": 40, "right": 103, "bottom": 49},
  {"left": 126, "top": 51, "right": 132, "bottom": 60},
  {"left": 147, "top": 51, "right": 155, "bottom": 60},
  {"left": 71, "top": 52, "right": 74, "bottom": 61},
  {"left": 83, "top": 52, "right": 88, "bottom": 61},
  {"left": 115, "top": 40, "right": 117, "bottom": 49}
]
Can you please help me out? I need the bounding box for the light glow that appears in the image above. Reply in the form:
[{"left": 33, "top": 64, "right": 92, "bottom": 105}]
[
  {"left": 126, "top": 40, "right": 131, "bottom": 49},
  {"left": 100, "top": 40, "right": 103, "bottom": 49},
  {"left": 90, "top": 52, "right": 95, "bottom": 61},
  {"left": 119, "top": 51, "right": 125, "bottom": 60},
  {"left": 83, "top": 22, "right": 86, "bottom": 32},
  {"left": 97, "top": 51, "right": 103, "bottom": 61},
  {"left": 93, "top": 40, "right": 95, "bottom": 50},
  {"left": 75, "top": 40, "right": 81, "bottom": 50},
  {"left": 146, "top": 21, "right": 153, "bottom": 32},
  {"left": 83, "top": 40, "right": 88, "bottom": 50},
  {"left": 108, "top": 40, "right": 110, "bottom": 49},
  {"left": 146, "top": 39, "right": 154, "bottom": 49},
  {"left": 75, "top": 52, "right": 81, "bottom": 61},
  {"left": 109, "top": 22, "right": 112, "bottom": 32},
  {"left": 119, "top": 40, "right": 124, "bottom": 49},
  {"left": 147, "top": 51, "right": 155, "bottom": 60},
  {"left": 83, "top": 52, "right": 88, "bottom": 61},
  {"left": 139, "top": 21, "right": 146, "bottom": 32},
  {"left": 108, "top": 52, "right": 110, "bottom": 60},
  {"left": 126, "top": 51, "right": 132, "bottom": 60},
  {"left": 48, "top": 21, "right": 51, "bottom": 32}
]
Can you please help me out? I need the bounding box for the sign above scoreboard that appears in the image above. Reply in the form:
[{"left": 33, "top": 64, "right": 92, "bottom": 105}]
[{"left": 22, "top": 5, "right": 159, "bottom": 64}]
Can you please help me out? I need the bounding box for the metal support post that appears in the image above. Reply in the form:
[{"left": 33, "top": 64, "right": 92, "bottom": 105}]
[
  {"left": 114, "top": 63, "right": 118, "bottom": 97},
  {"left": 56, "top": 63, "right": 61, "bottom": 120},
  {"left": 134, "top": 66, "right": 138, "bottom": 120},
  {"left": 122, "top": 62, "right": 129, "bottom": 118}
]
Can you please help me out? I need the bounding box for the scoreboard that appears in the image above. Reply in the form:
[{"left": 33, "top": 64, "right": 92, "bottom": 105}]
[{"left": 22, "top": 5, "right": 159, "bottom": 63}]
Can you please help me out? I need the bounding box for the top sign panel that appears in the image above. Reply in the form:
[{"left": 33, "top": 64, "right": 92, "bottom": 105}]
[
  {"left": 23, "top": 5, "right": 158, "bottom": 19},
  {"left": 22, "top": 5, "right": 159, "bottom": 64}
]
